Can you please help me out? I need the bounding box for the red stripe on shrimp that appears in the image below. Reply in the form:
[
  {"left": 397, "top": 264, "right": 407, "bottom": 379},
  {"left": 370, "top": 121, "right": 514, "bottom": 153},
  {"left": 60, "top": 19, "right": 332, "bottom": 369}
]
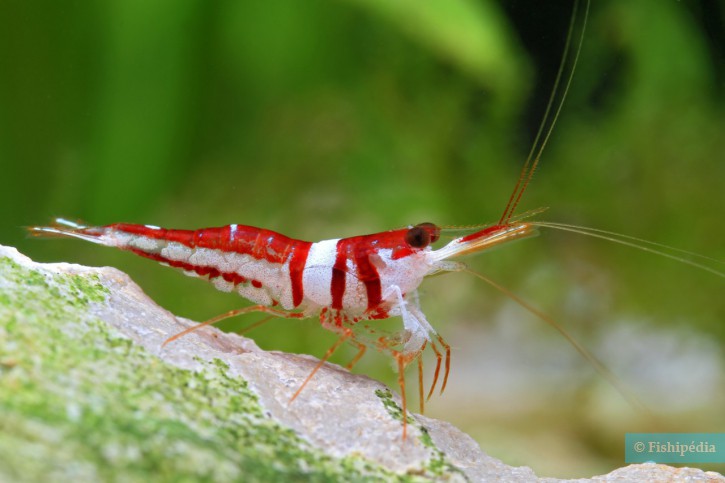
[
  {"left": 128, "top": 248, "right": 250, "bottom": 285},
  {"left": 109, "top": 223, "right": 306, "bottom": 266},
  {"left": 330, "top": 239, "right": 348, "bottom": 311},
  {"left": 459, "top": 224, "right": 506, "bottom": 243},
  {"left": 330, "top": 235, "right": 384, "bottom": 312},
  {"left": 288, "top": 241, "right": 312, "bottom": 307},
  {"left": 355, "top": 245, "right": 382, "bottom": 309}
]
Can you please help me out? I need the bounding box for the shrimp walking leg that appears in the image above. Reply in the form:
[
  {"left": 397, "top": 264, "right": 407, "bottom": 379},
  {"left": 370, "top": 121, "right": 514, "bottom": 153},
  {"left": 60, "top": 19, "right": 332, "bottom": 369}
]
[
  {"left": 417, "top": 348, "right": 425, "bottom": 414},
  {"left": 289, "top": 327, "right": 354, "bottom": 403},
  {"left": 344, "top": 340, "right": 367, "bottom": 370},
  {"left": 425, "top": 339, "right": 443, "bottom": 401},
  {"left": 404, "top": 303, "right": 451, "bottom": 398},
  {"left": 162, "top": 305, "right": 304, "bottom": 347},
  {"left": 435, "top": 333, "right": 451, "bottom": 395},
  {"left": 236, "top": 315, "right": 275, "bottom": 336},
  {"left": 391, "top": 349, "right": 418, "bottom": 440}
]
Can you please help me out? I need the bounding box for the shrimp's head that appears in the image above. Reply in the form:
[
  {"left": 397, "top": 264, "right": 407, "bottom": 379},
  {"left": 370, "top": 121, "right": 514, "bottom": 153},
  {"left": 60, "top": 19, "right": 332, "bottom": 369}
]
[
  {"left": 344, "top": 223, "right": 442, "bottom": 299},
  {"left": 356, "top": 221, "right": 538, "bottom": 289},
  {"left": 336, "top": 222, "right": 536, "bottom": 315}
]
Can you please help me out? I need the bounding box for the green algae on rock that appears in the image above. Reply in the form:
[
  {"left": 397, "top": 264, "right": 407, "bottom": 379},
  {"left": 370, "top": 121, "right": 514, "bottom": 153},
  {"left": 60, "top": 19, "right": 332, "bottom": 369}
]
[{"left": 0, "top": 246, "right": 476, "bottom": 482}]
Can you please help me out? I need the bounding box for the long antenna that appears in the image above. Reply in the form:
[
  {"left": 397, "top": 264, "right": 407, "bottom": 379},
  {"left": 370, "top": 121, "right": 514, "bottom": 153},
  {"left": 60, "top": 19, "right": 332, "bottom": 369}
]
[
  {"left": 463, "top": 267, "right": 650, "bottom": 416},
  {"left": 499, "top": 0, "right": 589, "bottom": 225}
]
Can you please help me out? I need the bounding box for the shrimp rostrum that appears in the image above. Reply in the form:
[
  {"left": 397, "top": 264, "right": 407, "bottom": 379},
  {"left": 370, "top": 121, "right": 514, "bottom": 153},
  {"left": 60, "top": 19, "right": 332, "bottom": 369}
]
[{"left": 29, "top": 218, "right": 537, "bottom": 439}]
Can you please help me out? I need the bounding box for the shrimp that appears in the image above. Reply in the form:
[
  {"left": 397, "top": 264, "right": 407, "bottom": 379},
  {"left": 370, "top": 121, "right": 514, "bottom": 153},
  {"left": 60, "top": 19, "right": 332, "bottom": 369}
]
[
  {"left": 28, "top": 0, "right": 586, "bottom": 441},
  {"left": 28, "top": 217, "right": 537, "bottom": 439}
]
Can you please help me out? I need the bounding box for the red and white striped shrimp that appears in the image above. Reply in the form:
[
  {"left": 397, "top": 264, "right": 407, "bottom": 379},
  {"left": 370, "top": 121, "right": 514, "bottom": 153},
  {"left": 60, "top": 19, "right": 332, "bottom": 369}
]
[
  {"left": 27, "top": 0, "right": 585, "bottom": 441},
  {"left": 29, "top": 216, "right": 537, "bottom": 438}
]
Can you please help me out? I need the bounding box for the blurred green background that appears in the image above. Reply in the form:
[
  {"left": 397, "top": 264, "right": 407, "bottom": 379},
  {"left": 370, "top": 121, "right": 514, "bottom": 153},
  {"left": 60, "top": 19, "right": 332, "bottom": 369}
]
[{"left": 2, "top": 0, "right": 723, "bottom": 478}]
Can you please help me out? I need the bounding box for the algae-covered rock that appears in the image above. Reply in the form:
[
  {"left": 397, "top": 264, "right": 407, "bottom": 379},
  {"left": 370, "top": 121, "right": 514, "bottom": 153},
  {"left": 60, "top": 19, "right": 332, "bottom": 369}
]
[
  {"left": 0, "top": 245, "right": 513, "bottom": 482},
  {"left": 0, "top": 244, "right": 722, "bottom": 482}
]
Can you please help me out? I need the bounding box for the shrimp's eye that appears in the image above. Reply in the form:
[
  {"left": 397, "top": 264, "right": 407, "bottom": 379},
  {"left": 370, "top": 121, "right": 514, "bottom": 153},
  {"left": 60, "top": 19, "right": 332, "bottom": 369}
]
[
  {"left": 417, "top": 222, "right": 440, "bottom": 243},
  {"left": 405, "top": 222, "right": 440, "bottom": 248}
]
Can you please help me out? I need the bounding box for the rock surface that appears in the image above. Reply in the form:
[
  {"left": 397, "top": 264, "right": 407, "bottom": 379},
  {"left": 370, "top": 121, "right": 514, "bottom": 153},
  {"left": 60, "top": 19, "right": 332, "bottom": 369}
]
[{"left": 0, "top": 244, "right": 722, "bottom": 482}]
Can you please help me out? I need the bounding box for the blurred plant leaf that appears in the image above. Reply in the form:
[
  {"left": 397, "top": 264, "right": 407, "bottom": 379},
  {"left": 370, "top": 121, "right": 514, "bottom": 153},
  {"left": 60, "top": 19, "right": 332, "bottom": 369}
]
[
  {"left": 343, "top": 0, "right": 530, "bottom": 108},
  {"left": 85, "top": 0, "right": 204, "bottom": 221}
]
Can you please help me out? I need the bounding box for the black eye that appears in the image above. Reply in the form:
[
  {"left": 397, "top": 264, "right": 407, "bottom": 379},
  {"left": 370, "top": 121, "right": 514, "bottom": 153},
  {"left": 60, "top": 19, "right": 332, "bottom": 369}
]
[
  {"left": 416, "top": 222, "right": 440, "bottom": 243},
  {"left": 405, "top": 226, "right": 429, "bottom": 248},
  {"left": 405, "top": 222, "right": 439, "bottom": 248}
]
